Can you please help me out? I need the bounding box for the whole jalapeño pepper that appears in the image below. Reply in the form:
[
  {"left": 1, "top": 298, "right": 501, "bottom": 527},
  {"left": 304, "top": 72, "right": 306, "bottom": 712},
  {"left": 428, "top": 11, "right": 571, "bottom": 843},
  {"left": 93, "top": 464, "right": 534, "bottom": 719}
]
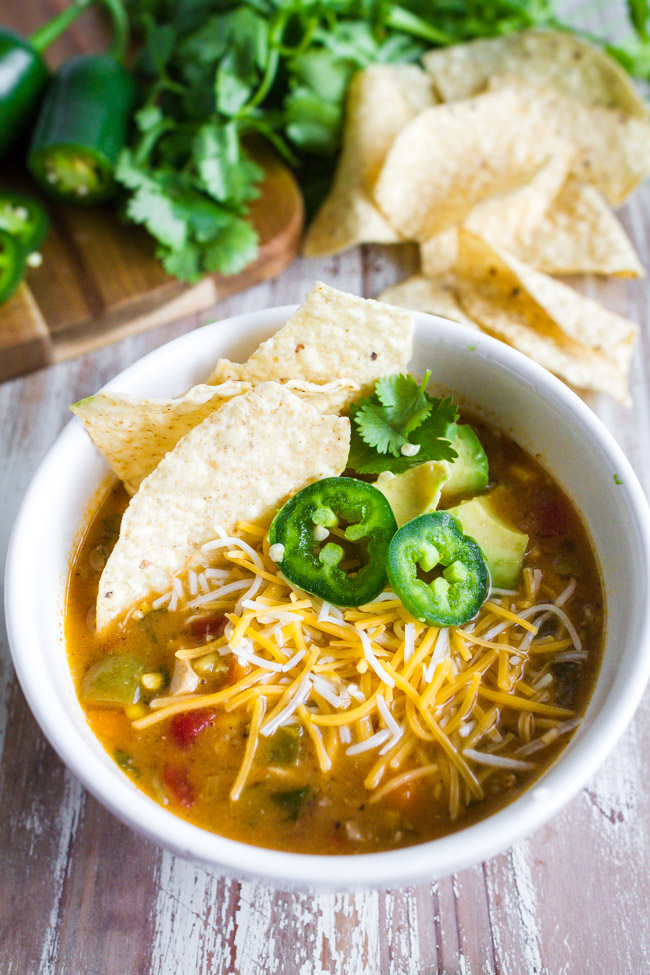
[
  {"left": 28, "top": 0, "right": 134, "bottom": 205},
  {"left": 0, "top": 0, "right": 95, "bottom": 159},
  {"left": 269, "top": 477, "right": 398, "bottom": 608}
]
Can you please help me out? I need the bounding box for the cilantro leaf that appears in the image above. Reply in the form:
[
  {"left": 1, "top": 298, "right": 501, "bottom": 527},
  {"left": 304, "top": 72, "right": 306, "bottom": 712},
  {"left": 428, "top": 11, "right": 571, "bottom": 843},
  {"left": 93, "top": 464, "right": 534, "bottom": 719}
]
[
  {"left": 202, "top": 218, "right": 259, "bottom": 276},
  {"left": 194, "top": 123, "right": 263, "bottom": 206},
  {"left": 159, "top": 243, "right": 201, "bottom": 283},
  {"left": 348, "top": 377, "right": 458, "bottom": 475},
  {"left": 354, "top": 373, "right": 433, "bottom": 457}
]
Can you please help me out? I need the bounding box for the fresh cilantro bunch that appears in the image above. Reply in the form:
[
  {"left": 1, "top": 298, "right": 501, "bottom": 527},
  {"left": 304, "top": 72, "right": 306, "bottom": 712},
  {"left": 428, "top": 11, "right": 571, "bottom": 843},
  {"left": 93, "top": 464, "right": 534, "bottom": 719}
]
[
  {"left": 348, "top": 372, "right": 459, "bottom": 475},
  {"left": 119, "top": 0, "right": 650, "bottom": 282}
]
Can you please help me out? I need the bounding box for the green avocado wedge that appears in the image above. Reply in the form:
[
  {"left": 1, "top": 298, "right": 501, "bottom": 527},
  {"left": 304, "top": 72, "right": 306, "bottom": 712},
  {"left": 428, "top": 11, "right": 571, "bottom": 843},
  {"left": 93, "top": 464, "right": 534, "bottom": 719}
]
[
  {"left": 439, "top": 425, "right": 489, "bottom": 500},
  {"left": 446, "top": 491, "right": 528, "bottom": 589}
]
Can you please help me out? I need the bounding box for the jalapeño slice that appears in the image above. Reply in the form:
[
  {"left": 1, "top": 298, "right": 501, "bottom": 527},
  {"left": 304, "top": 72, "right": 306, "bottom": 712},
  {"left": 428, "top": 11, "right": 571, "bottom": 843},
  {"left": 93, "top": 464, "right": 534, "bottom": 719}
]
[
  {"left": 0, "top": 228, "right": 25, "bottom": 304},
  {"left": 387, "top": 511, "right": 489, "bottom": 627},
  {"left": 269, "top": 477, "right": 397, "bottom": 608},
  {"left": 0, "top": 192, "right": 49, "bottom": 251}
]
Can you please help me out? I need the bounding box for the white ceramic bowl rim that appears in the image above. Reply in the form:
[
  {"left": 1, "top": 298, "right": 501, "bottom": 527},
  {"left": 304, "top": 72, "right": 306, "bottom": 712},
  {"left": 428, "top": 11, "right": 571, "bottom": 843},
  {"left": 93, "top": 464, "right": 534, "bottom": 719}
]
[{"left": 6, "top": 304, "right": 650, "bottom": 890}]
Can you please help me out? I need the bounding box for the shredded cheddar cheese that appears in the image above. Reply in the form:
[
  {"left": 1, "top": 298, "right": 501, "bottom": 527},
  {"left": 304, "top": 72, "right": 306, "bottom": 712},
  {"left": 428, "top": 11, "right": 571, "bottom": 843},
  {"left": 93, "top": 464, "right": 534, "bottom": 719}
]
[{"left": 128, "top": 519, "right": 586, "bottom": 818}]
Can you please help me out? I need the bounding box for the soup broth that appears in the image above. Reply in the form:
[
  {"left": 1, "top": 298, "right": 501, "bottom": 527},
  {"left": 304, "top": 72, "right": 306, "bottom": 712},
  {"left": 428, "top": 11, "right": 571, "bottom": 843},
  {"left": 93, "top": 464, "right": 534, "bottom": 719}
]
[{"left": 66, "top": 420, "right": 603, "bottom": 854}]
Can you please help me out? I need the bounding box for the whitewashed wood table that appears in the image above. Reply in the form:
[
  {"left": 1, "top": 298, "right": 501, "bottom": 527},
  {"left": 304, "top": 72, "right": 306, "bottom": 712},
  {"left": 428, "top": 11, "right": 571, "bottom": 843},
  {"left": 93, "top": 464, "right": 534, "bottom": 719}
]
[{"left": 2, "top": 209, "right": 650, "bottom": 973}]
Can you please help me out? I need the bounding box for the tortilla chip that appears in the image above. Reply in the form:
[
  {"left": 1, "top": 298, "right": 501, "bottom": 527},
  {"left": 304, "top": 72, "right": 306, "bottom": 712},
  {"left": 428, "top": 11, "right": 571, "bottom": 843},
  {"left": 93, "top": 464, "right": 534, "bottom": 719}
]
[
  {"left": 72, "top": 377, "right": 356, "bottom": 495},
  {"left": 71, "top": 382, "right": 251, "bottom": 495},
  {"left": 279, "top": 378, "right": 360, "bottom": 414},
  {"left": 209, "top": 282, "right": 413, "bottom": 404},
  {"left": 96, "top": 383, "right": 350, "bottom": 630},
  {"left": 418, "top": 230, "right": 459, "bottom": 277},
  {"left": 421, "top": 175, "right": 644, "bottom": 279},
  {"left": 303, "top": 64, "right": 435, "bottom": 256},
  {"left": 454, "top": 230, "right": 636, "bottom": 403},
  {"left": 423, "top": 29, "right": 648, "bottom": 117},
  {"left": 378, "top": 275, "right": 479, "bottom": 330},
  {"left": 488, "top": 77, "right": 650, "bottom": 206},
  {"left": 374, "top": 81, "right": 650, "bottom": 239},
  {"left": 420, "top": 155, "right": 571, "bottom": 275},
  {"left": 515, "top": 180, "right": 644, "bottom": 277},
  {"left": 374, "top": 86, "right": 570, "bottom": 240}
]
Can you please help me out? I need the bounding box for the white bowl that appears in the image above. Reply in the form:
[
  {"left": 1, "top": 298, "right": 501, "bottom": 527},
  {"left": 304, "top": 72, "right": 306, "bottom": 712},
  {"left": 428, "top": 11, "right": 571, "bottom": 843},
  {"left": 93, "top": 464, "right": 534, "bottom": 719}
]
[{"left": 6, "top": 305, "right": 650, "bottom": 890}]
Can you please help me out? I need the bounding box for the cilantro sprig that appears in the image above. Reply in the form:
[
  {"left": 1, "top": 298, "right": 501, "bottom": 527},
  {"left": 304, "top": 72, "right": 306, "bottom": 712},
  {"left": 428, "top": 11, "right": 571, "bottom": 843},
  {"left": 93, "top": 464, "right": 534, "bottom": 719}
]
[{"left": 348, "top": 373, "right": 459, "bottom": 475}]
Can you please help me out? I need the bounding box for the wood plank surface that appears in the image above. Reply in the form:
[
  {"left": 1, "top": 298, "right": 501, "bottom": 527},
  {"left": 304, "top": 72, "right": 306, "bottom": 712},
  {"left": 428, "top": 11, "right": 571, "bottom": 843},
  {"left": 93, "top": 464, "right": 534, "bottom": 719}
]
[
  {"left": 2, "top": 230, "right": 650, "bottom": 974},
  {"left": 2, "top": 4, "right": 650, "bottom": 974}
]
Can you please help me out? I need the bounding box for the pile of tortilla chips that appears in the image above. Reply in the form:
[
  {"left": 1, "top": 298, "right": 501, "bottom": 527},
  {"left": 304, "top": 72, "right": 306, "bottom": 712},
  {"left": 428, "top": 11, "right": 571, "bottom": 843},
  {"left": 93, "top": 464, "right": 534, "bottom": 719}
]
[
  {"left": 304, "top": 29, "right": 649, "bottom": 404},
  {"left": 72, "top": 283, "right": 414, "bottom": 629}
]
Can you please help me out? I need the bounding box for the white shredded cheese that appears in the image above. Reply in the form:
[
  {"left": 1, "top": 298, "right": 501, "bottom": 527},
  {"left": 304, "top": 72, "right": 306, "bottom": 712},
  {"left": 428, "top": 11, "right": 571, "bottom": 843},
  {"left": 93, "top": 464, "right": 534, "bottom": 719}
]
[
  {"left": 485, "top": 602, "right": 582, "bottom": 652},
  {"left": 555, "top": 578, "right": 576, "bottom": 608},
  {"left": 281, "top": 649, "right": 306, "bottom": 672},
  {"left": 462, "top": 748, "right": 536, "bottom": 771},
  {"left": 233, "top": 642, "right": 284, "bottom": 673},
  {"left": 317, "top": 600, "right": 331, "bottom": 623},
  {"left": 357, "top": 627, "right": 395, "bottom": 687},
  {"left": 188, "top": 571, "right": 198, "bottom": 596},
  {"left": 311, "top": 674, "right": 350, "bottom": 709},
  {"left": 187, "top": 578, "right": 250, "bottom": 609},
  {"left": 403, "top": 622, "right": 415, "bottom": 663},
  {"left": 376, "top": 694, "right": 400, "bottom": 738},
  {"left": 260, "top": 677, "right": 312, "bottom": 737},
  {"left": 346, "top": 729, "right": 392, "bottom": 756}
]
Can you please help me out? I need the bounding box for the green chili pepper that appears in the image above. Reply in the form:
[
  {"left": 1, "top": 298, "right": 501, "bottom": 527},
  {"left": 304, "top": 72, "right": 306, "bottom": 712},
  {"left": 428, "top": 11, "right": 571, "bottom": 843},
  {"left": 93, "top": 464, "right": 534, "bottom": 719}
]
[
  {"left": 387, "top": 512, "right": 489, "bottom": 627},
  {"left": 80, "top": 653, "right": 144, "bottom": 706},
  {"left": 270, "top": 786, "right": 310, "bottom": 821},
  {"left": 269, "top": 477, "right": 397, "bottom": 608},
  {"left": 28, "top": 0, "right": 134, "bottom": 205},
  {"left": 0, "top": 229, "right": 25, "bottom": 304},
  {"left": 0, "top": 0, "right": 96, "bottom": 160},
  {"left": 0, "top": 191, "right": 49, "bottom": 251}
]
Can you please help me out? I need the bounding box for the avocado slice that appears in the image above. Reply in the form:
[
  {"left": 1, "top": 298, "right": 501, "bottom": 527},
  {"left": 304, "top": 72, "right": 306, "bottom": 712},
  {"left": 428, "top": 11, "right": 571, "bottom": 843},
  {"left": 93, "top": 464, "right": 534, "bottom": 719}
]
[
  {"left": 446, "top": 491, "right": 528, "bottom": 589},
  {"left": 375, "top": 461, "right": 451, "bottom": 527},
  {"left": 440, "top": 425, "right": 489, "bottom": 500}
]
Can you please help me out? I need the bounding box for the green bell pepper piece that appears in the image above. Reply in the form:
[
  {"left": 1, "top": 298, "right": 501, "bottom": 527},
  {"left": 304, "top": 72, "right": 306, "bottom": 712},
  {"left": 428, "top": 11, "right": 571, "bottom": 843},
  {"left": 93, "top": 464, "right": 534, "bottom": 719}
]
[
  {"left": 270, "top": 786, "right": 310, "bottom": 822},
  {"left": 80, "top": 653, "right": 144, "bottom": 706},
  {"left": 269, "top": 477, "right": 397, "bottom": 608},
  {"left": 268, "top": 726, "right": 301, "bottom": 765},
  {"left": 387, "top": 512, "right": 489, "bottom": 627},
  {"left": 0, "top": 228, "right": 25, "bottom": 304}
]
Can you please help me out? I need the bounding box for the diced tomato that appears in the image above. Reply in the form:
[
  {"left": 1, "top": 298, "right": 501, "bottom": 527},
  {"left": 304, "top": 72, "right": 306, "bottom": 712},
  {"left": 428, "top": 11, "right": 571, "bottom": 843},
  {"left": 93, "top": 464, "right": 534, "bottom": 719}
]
[
  {"left": 169, "top": 709, "right": 215, "bottom": 749},
  {"left": 190, "top": 615, "right": 226, "bottom": 642},
  {"left": 529, "top": 490, "right": 570, "bottom": 538},
  {"left": 163, "top": 765, "right": 195, "bottom": 808}
]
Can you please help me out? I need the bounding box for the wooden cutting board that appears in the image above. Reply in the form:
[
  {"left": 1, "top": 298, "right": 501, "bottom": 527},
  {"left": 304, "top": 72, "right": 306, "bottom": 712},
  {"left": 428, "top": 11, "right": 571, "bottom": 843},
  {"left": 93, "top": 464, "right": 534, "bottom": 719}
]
[{"left": 0, "top": 7, "right": 304, "bottom": 384}]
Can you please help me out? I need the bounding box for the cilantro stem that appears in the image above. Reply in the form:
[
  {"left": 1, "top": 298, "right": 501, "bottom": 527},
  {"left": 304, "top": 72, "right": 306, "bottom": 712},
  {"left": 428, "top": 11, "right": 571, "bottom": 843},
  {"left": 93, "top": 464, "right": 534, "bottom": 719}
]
[{"left": 385, "top": 6, "right": 457, "bottom": 46}]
